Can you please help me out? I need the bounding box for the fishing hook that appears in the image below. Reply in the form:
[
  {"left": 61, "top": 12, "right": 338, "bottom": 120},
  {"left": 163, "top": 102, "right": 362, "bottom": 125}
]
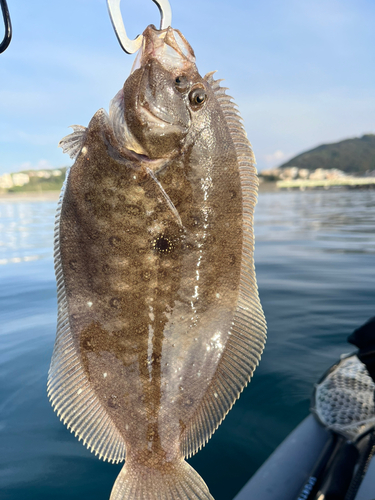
[
  {"left": 0, "top": 0, "right": 12, "bottom": 54},
  {"left": 107, "top": 0, "right": 172, "bottom": 54}
]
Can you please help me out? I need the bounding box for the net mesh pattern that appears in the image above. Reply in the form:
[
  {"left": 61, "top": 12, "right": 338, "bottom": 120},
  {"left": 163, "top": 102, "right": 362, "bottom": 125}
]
[{"left": 314, "top": 355, "right": 375, "bottom": 440}]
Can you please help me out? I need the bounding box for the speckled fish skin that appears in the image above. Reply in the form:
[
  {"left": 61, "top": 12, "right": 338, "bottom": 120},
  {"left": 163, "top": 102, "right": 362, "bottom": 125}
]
[{"left": 48, "top": 25, "right": 266, "bottom": 500}]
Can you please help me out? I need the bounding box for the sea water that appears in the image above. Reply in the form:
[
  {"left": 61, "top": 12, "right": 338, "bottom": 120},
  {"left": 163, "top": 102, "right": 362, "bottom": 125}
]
[{"left": 0, "top": 190, "right": 374, "bottom": 500}]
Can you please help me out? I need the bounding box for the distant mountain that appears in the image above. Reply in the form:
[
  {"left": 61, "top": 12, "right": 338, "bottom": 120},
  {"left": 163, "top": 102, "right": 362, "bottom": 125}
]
[{"left": 279, "top": 134, "right": 375, "bottom": 175}]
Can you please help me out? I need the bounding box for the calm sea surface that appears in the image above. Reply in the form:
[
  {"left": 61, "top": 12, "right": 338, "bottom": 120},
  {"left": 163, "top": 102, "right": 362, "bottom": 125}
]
[{"left": 0, "top": 190, "right": 374, "bottom": 500}]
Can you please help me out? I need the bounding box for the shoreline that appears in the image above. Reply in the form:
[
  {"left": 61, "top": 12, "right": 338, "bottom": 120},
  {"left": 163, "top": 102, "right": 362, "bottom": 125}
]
[{"left": 0, "top": 191, "right": 60, "bottom": 202}]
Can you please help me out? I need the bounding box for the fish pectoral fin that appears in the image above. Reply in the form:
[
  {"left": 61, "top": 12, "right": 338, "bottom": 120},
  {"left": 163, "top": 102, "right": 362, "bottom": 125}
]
[
  {"left": 110, "top": 459, "right": 214, "bottom": 500},
  {"left": 58, "top": 125, "right": 87, "bottom": 159}
]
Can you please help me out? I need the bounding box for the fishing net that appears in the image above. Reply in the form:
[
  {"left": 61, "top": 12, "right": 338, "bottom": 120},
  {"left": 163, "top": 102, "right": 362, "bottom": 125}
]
[{"left": 313, "top": 354, "right": 375, "bottom": 441}]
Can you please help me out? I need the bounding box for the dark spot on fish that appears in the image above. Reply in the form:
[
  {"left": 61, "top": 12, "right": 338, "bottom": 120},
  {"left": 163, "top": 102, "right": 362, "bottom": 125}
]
[
  {"left": 69, "top": 260, "right": 78, "bottom": 271},
  {"left": 184, "top": 397, "right": 194, "bottom": 408},
  {"left": 102, "top": 263, "right": 110, "bottom": 274},
  {"left": 141, "top": 270, "right": 152, "bottom": 281},
  {"left": 152, "top": 352, "right": 162, "bottom": 366},
  {"left": 109, "top": 236, "right": 121, "bottom": 247},
  {"left": 186, "top": 213, "right": 201, "bottom": 229},
  {"left": 126, "top": 226, "right": 140, "bottom": 235},
  {"left": 228, "top": 254, "right": 236, "bottom": 265},
  {"left": 84, "top": 192, "right": 93, "bottom": 202},
  {"left": 125, "top": 204, "right": 142, "bottom": 216},
  {"left": 229, "top": 190, "right": 237, "bottom": 199},
  {"left": 179, "top": 419, "right": 187, "bottom": 436},
  {"left": 88, "top": 230, "right": 100, "bottom": 240},
  {"left": 98, "top": 202, "right": 112, "bottom": 215},
  {"left": 110, "top": 297, "right": 121, "bottom": 309},
  {"left": 183, "top": 242, "right": 195, "bottom": 251},
  {"left": 157, "top": 265, "right": 166, "bottom": 275},
  {"left": 152, "top": 235, "right": 174, "bottom": 254},
  {"left": 82, "top": 338, "right": 93, "bottom": 350},
  {"left": 147, "top": 425, "right": 156, "bottom": 442},
  {"left": 107, "top": 394, "right": 119, "bottom": 409}
]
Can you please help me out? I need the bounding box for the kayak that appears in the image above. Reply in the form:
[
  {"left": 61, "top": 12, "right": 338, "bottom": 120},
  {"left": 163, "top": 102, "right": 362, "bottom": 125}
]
[{"left": 234, "top": 318, "right": 375, "bottom": 500}]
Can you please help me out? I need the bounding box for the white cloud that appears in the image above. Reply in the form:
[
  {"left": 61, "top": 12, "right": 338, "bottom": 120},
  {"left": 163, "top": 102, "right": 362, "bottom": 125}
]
[{"left": 265, "top": 150, "right": 288, "bottom": 163}]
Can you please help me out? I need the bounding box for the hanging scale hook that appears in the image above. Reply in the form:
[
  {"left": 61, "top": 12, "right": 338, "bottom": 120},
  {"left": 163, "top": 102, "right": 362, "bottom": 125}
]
[
  {"left": 107, "top": 0, "right": 172, "bottom": 54},
  {"left": 0, "top": 0, "right": 12, "bottom": 54}
]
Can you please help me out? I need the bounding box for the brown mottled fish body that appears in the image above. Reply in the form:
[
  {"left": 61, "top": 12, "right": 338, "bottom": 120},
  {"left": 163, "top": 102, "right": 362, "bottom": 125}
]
[{"left": 48, "top": 25, "right": 266, "bottom": 500}]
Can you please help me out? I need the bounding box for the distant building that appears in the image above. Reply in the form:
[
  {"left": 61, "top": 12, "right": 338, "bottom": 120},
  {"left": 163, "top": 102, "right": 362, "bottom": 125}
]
[
  {"left": 260, "top": 166, "right": 350, "bottom": 182},
  {"left": 0, "top": 173, "right": 14, "bottom": 189},
  {"left": 12, "top": 173, "right": 30, "bottom": 186},
  {"left": 36, "top": 170, "right": 51, "bottom": 179},
  {"left": 309, "top": 168, "right": 347, "bottom": 180},
  {"left": 298, "top": 169, "right": 309, "bottom": 179},
  {"left": 280, "top": 167, "right": 299, "bottom": 180}
]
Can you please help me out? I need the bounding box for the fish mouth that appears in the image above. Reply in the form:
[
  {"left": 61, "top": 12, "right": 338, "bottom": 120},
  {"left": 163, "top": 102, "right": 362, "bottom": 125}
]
[{"left": 139, "top": 103, "right": 171, "bottom": 126}]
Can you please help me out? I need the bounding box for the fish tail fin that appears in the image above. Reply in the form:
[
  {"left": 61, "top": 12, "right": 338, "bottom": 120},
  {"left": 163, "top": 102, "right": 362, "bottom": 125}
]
[{"left": 110, "top": 459, "right": 214, "bottom": 500}]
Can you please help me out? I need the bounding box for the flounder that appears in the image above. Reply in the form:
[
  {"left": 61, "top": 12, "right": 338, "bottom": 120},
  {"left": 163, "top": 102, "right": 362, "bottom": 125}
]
[{"left": 48, "top": 25, "right": 266, "bottom": 500}]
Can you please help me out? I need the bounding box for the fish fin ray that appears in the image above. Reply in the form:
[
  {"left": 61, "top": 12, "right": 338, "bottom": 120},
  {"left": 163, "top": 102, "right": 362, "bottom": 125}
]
[
  {"left": 58, "top": 125, "right": 87, "bottom": 159},
  {"left": 47, "top": 178, "right": 126, "bottom": 464},
  {"left": 181, "top": 76, "right": 267, "bottom": 458},
  {"left": 110, "top": 460, "right": 214, "bottom": 500}
]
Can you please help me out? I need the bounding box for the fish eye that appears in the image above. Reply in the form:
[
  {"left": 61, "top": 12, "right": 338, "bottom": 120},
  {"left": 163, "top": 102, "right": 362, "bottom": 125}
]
[
  {"left": 175, "top": 75, "right": 189, "bottom": 93},
  {"left": 189, "top": 87, "right": 207, "bottom": 108}
]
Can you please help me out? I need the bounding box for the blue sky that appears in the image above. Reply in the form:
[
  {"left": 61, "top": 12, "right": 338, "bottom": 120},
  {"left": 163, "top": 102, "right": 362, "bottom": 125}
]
[{"left": 0, "top": 0, "right": 374, "bottom": 174}]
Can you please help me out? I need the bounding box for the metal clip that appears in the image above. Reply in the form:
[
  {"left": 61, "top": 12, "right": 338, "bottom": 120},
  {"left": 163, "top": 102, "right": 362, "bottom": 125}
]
[
  {"left": 0, "top": 0, "right": 12, "bottom": 54},
  {"left": 107, "top": 0, "right": 172, "bottom": 54}
]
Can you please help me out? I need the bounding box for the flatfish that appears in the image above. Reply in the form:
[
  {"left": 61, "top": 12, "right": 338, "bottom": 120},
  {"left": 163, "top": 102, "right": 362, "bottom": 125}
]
[{"left": 48, "top": 24, "right": 266, "bottom": 500}]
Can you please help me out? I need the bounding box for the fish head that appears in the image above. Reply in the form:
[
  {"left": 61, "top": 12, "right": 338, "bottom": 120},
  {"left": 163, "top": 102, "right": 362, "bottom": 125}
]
[{"left": 121, "top": 25, "right": 208, "bottom": 160}]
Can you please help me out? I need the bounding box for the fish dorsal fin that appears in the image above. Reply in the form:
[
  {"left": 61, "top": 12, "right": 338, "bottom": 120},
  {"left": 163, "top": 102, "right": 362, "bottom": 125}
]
[
  {"left": 58, "top": 125, "right": 87, "bottom": 159},
  {"left": 47, "top": 178, "right": 126, "bottom": 463},
  {"left": 180, "top": 72, "right": 267, "bottom": 458}
]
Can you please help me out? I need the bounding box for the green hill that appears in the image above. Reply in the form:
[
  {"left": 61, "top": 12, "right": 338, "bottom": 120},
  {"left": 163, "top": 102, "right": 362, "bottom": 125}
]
[{"left": 280, "top": 134, "right": 375, "bottom": 175}]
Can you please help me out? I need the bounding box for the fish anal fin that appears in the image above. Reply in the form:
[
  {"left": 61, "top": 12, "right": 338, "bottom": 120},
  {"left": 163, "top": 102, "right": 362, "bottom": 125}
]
[{"left": 110, "top": 459, "right": 214, "bottom": 500}]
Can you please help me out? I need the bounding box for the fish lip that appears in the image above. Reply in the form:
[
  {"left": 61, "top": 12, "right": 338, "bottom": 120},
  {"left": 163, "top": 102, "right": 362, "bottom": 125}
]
[{"left": 139, "top": 103, "right": 171, "bottom": 125}]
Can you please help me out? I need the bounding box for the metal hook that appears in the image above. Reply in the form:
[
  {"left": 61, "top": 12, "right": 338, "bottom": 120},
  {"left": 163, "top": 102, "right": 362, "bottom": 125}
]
[
  {"left": 107, "top": 0, "right": 172, "bottom": 54},
  {"left": 0, "top": 0, "right": 11, "bottom": 54}
]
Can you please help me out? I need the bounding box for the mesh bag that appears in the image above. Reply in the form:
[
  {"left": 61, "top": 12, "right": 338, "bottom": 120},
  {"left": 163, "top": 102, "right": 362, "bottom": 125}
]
[{"left": 313, "top": 354, "right": 375, "bottom": 441}]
